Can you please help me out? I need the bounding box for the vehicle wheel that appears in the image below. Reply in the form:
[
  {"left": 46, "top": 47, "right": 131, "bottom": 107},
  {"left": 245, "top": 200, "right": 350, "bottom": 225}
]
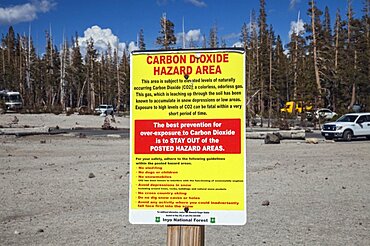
[{"left": 343, "top": 130, "right": 353, "bottom": 141}]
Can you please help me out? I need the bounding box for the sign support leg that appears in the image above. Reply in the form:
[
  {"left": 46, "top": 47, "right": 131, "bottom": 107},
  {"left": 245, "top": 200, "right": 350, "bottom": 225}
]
[{"left": 167, "top": 225, "right": 205, "bottom": 246}]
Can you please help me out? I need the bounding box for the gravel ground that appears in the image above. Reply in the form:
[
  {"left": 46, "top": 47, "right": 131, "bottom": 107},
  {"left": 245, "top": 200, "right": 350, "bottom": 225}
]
[{"left": 0, "top": 114, "right": 369, "bottom": 245}]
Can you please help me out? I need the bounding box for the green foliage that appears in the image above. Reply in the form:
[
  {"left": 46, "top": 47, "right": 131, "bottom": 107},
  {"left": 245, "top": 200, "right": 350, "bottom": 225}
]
[{"left": 156, "top": 14, "right": 177, "bottom": 49}]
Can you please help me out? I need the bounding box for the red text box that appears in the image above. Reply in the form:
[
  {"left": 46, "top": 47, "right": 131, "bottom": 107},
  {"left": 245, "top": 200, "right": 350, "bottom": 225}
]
[{"left": 135, "top": 119, "right": 241, "bottom": 154}]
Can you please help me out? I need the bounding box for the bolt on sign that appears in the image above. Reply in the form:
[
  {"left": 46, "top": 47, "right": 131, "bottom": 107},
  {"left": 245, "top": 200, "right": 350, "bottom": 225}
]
[{"left": 129, "top": 48, "right": 246, "bottom": 225}]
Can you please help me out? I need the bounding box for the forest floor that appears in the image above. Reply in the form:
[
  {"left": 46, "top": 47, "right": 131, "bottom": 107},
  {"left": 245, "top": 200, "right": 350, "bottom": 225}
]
[{"left": 0, "top": 114, "right": 369, "bottom": 245}]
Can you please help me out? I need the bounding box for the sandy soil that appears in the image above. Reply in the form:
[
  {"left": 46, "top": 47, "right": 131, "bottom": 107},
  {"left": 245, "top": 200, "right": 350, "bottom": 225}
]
[{"left": 0, "top": 114, "right": 369, "bottom": 245}]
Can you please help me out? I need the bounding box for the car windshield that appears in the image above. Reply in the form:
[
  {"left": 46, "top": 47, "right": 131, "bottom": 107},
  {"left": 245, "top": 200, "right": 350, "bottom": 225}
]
[
  {"left": 9, "top": 95, "right": 21, "bottom": 102},
  {"left": 336, "top": 115, "right": 357, "bottom": 122}
]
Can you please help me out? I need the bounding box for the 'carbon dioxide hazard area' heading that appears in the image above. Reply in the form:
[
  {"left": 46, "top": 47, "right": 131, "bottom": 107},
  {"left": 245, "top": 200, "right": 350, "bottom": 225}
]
[{"left": 146, "top": 53, "right": 229, "bottom": 76}]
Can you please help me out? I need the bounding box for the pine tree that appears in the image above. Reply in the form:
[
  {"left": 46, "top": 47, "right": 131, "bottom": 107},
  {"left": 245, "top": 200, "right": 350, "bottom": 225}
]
[
  {"left": 156, "top": 14, "right": 176, "bottom": 49},
  {"left": 352, "top": 4, "right": 369, "bottom": 109},
  {"left": 209, "top": 24, "right": 219, "bottom": 48},
  {"left": 240, "top": 22, "right": 250, "bottom": 112},
  {"left": 71, "top": 34, "right": 85, "bottom": 108},
  {"left": 16, "top": 33, "right": 26, "bottom": 98},
  {"left": 113, "top": 46, "right": 120, "bottom": 110},
  {"left": 202, "top": 34, "right": 207, "bottom": 48},
  {"left": 119, "top": 49, "right": 130, "bottom": 112},
  {"left": 188, "top": 37, "right": 197, "bottom": 49},
  {"left": 320, "top": 6, "right": 335, "bottom": 108},
  {"left": 345, "top": 0, "right": 361, "bottom": 110},
  {"left": 306, "top": 0, "right": 324, "bottom": 107},
  {"left": 1, "top": 27, "right": 17, "bottom": 90},
  {"left": 25, "top": 36, "right": 38, "bottom": 108},
  {"left": 220, "top": 38, "right": 226, "bottom": 48},
  {"left": 138, "top": 29, "right": 146, "bottom": 50},
  {"left": 362, "top": 0, "right": 370, "bottom": 107},
  {"left": 60, "top": 38, "right": 70, "bottom": 110},
  {"left": 288, "top": 13, "right": 309, "bottom": 104},
  {"left": 258, "top": 0, "right": 269, "bottom": 119},
  {"left": 274, "top": 35, "right": 289, "bottom": 109},
  {"left": 249, "top": 9, "right": 259, "bottom": 117},
  {"left": 43, "top": 31, "right": 61, "bottom": 108},
  {"left": 85, "top": 37, "right": 98, "bottom": 111},
  {"left": 267, "top": 25, "right": 276, "bottom": 126},
  {"left": 333, "top": 9, "right": 347, "bottom": 111},
  {"left": 240, "top": 23, "right": 249, "bottom": 50}
]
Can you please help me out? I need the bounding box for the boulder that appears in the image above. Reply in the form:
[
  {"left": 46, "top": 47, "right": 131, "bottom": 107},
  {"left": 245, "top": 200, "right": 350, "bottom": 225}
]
[{"left": 264, "top": 133, "right": 281, "bottom": 144}]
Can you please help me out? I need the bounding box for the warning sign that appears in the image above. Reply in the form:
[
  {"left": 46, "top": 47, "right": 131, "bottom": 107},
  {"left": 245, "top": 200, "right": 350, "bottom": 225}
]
[{"left": 129, "top": 49, "right": 246, "bottom": 225}]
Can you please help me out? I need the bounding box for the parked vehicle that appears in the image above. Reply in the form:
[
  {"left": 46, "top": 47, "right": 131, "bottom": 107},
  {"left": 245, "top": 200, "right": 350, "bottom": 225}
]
[
  {"left": 321, "top": 113, "right": 370, "bottom": 141},
  {"left": 0, "top": 90, "right": 23, "bottom": 112},
  {"left": 280, "top": 101, "right": 313, "bottom": 114},
  {"left": 314, "top": 108, "right": 337, "bottom": 120},
  {"left": 94, "top": 104, "right": 114, "bottom": 115}
]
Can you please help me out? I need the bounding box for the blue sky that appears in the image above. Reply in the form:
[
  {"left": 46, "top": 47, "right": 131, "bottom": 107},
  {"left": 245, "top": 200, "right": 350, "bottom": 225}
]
[{"left": 0, "top": 0, "right": 365, "bottom": 55}]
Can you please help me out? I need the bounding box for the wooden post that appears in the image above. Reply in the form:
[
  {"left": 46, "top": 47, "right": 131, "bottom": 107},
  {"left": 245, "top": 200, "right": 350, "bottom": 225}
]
[{"left": 167, "top": 225, "right": 205, "bottom": 246}]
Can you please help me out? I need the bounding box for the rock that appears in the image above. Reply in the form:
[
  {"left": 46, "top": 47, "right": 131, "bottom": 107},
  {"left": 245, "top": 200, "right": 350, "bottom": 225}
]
[
  {"left": 37, "top": 229, "right": 44, "bottom": 233},
  {"left": 262, "top": 200, "right": 270, "bottom": 206},
  {"left": 102, "top": 116, "right": 113, "bottom": 130},
  {"left": 88, "top": 173, "right": 95, "bottom": 178},
  {"left": 305, "top": 138, "right": 319, "bottom": 144},
  {"left": 12, "top": 116, "right": 19, "bottom": 124},
  {"left": 264, "top": 133, "right": 280, "bottom": 144}
]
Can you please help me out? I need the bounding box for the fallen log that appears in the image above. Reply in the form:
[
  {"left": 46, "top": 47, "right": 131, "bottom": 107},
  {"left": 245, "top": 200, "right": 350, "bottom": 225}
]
[
  {"left": 247, "top": 130, "right": 305, "bottom": 140},
  {"left": 0, "top": 126, "right": 50, "bottom": 136}
]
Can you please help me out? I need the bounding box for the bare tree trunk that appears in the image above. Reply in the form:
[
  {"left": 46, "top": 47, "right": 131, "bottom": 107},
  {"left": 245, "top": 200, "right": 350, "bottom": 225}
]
[
  {"left": 19, "top": 40, "right": 25, "bottom": 97},
  {"left": 349, "top": 50, "right": 357, "bottom": 109},
  {"left": 333, "top": 18, "right": 339, "bottom": 112},
  {"left": 256, "top": 44, "right": 260, "bottom": 115},
  {"left": 311, "top": 0, "right": 322, "bottom": 106},
  {"left": 26, "top": 25, "right": 31, "bottom": 90},
  {"left": 347, "top": 0, "right": 356, "bottom": 110},
  {"left": 247, "top": 51, "right": 252, "bottom": 126},
  {"left": 1, "top": 49, "right": 5, "bottom": 84},
  {"left": 116, "top": 48, "right": 121, "bottom": 112},
  {"left": 367, "top": 0, "right": 370, "bottom": 86},
  {"left": 60, "top": 41, "right": 67, "bottom": 111},
  {"left": 334, "top": 24, "right": 339, "bottom": 70},
  {"left": 77, "top": 79, "right": 87, "bottom": 108},
  {"left": 350, "top": 83, "right": 356, "bottom": 109},
  {"left": 293, "top": 34, "right": 298, "bottom": 100},
  {"left": 268, "top": 36, "right": 273, "bottom": 128},
  {"left": 90, "top": 61, "right": 95, "bottom": 112}
]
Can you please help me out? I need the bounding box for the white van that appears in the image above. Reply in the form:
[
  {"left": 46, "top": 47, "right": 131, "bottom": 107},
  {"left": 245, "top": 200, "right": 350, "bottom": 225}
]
[{"left": 0, "top": 90, "right": 23, "bottom": 112}]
